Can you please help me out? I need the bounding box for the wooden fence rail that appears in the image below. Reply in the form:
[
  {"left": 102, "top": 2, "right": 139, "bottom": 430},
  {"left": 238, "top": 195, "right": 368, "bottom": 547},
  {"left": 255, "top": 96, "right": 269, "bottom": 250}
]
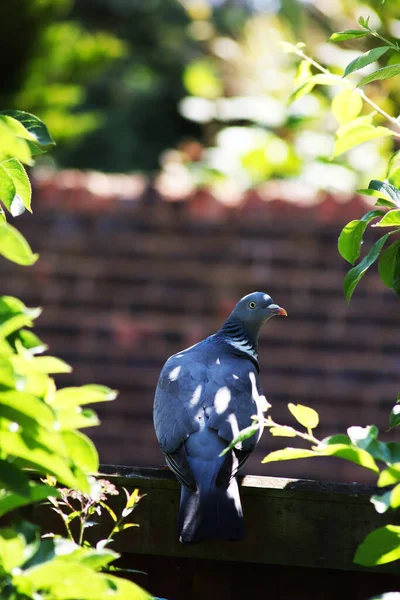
[{"left": 31, "top": 466, "right": 400, "bottom": 600}]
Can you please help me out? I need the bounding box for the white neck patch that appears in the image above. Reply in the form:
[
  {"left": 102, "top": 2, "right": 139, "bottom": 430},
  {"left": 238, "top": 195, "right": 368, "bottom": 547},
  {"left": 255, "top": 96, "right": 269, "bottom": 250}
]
[{"left": 226, "top": 337, "right": 258, "bottom": 361}]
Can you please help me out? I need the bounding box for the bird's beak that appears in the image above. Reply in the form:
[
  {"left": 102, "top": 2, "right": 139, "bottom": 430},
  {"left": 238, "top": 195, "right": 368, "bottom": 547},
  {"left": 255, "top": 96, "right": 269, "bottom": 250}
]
[{"left": 269, "top": 304, "right": 288, "bottom": 316}]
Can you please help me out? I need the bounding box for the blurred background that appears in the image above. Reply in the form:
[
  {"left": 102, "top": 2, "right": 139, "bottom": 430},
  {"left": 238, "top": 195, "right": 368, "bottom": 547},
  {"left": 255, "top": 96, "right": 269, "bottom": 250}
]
[{"left": 1, "top": 0, "right": 400, "bottom": 483}]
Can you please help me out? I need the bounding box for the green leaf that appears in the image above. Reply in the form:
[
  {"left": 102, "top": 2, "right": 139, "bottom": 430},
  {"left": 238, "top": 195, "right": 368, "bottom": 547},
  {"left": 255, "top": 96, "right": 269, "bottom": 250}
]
[
  {"left": 55, "top": 407, "right": 100, "bottom": 430},
  {"left": 262, "top": 447, "right": 318, "bottom": 464},
  {"left": 17, "top": 558, "right": 151, "bottom": 599},
  {"left": 288, "top": 403, "right": 319, "bottom": 429},
  {"left": 0, "top": 313, "right": 33, "bottom": 338},
  {"left": 0, "top": 390, "right": 56, "bottom": 428},
  {"left": 101, "top": 573, "right": 152, "bottom": 599},
  {"left": 220, "top": 422, "right": 261, "bottom": 456},
  {"left": 385, "top": 441, "right": 400, "bottom": 464},
  {"left": 0, "top": 296, "right": 40, "bottom": 320},
  {"left": 31, "top": 356, "right": 72, "bottom": 374},
  {"left": 288, "top": 73, "right": 342, "bottom": 104},
  {"left": 0, "top": 459, "right": 30, "bottom": 496},
  {"left": 368, "top": 180, "right": 400, "bottom": 207},
  {"left": 386, "top": 151, "right": 400, "bottom": 188},
  {"left": 0, "top": 527, "right": 26, "bottom": 572},
  {"left": 354, "top": 525, "right": 400, "bottom": 566},
  {"left": 329, "top": 30, "right": 370, "bottom": 42},
  {"left": 183, "top": 60, "right": 222, "bottom": 100},
  {"left": 73, "top": 548, "right": 119, "bottom": 571},
  {"left": 52, "top": 385, "right": 117, "bottom": 409},
  {"left": 347, "top": 424, "right": 378, "bottom": 446},
  {"left": 338, "top": 210, "right": 385, "bottom": 264},
  {"left": 0, "top": 482, "right": 58, "bottom": 518},
  {"left": 345, "top": 425, "right": 394, "bottom": 464},
  {"left": 0, "top": 120, "right": 32, "bottom": 165},
  {"left": 0, "top": 110, "right": 54, "bottom": 148},
  {"left": 1, "top": 159, "right": 32, "bottom": 214},
  {"left": 357, "top": 189, "right": 396, "bottom": 207},
  {"left": 371, "top": 489, "right": 392, "bottom": 514},
  {"left": 125, "top": 487, "right": 139, "bottom": 510},
  {"left": 99, "top": 502, "right": 118, "bottom": 523},
  {"left": 0, "top": 114, "right": 37, "bottom": 143},
  {"left": 331, "top": 88, "right": 363, "bottom": 125},
  {"left": 378, "top": 464, "right": 400, "bottom": 487},
  {"left": 0, "top": 426, "right": 81, "bottom": 490},
  {"left": 334, "top": 115, "right": 393, "bottom": 157},
  {"left": 21, "top": 561, "right": 116, "bottom": 598},
  {"left": 357, "top": 63, "right": 400, "bottom": 87},
  {"left": 64, "top": 510, "right": 80, "bottom": 526},
  {"left": 375, "top": 209, "right": 400, "bottom": 227},
  {"left": 344, "top": 46, "right": 391, "bottom": 78},
  {"left": 294, "top": 60, "right": 312, "bottom": 87},
  {"left": 269, "top": 425, "right": 297, "bottom": 437},
  {"left": 114, "top": 522, "right": 139, "bottom": 533},
  {"left": 379, "top": 240, "right": 400, "bottom": 288},
  {"left": 344, "top": 234, "right": 389, "bottom": 304},
  {"left": 318, "top": 442, "right": 379, "bottom": 472},
  {"left": 390, "top": 403, "right": 400, "bottom": 429},
  {"left": 0, "top": 222, "right": 38, "bottom": 265},
  {"left": 358, "top": 16, "right": 370, "bottom": 29},
  {"left": 17, "top": 330, "right": 48, "bottom": 355},
  {"left": 376, "top": 198, "right": 397, "bottom": 208},
  {"left": 11, "top": 355, "right": 72, "bottom": 374},
  {"left": 21, "top": 536, "right": 75, "bottom": 571},
  {"left": 0, "top": 165, "right": 17, "bottom": 214},
  {"left": 0, "top": 358, "right": 15, "bottom": 387},
  {"left": 390, "top": 483, "right": 400, "bottom": 509},
  {"left": 61, "top": 431, "right": 99, "bottom": 473}
]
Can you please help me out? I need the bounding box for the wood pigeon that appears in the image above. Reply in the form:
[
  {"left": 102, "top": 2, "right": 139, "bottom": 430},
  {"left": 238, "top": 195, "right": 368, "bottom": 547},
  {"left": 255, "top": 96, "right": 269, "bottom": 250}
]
[{"left": 153, "top": 291, "right": 287, "bottom": 543}]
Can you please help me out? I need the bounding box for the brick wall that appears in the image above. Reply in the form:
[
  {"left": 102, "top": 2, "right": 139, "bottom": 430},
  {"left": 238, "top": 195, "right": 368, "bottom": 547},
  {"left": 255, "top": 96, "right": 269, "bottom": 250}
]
[{"left": 4, "top": 170, "right": 400, "bottom": 483}]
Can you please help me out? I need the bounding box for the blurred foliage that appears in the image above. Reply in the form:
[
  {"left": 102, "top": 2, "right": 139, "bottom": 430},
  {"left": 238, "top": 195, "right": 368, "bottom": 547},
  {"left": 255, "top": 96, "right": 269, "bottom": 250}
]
[
  {"left": 60, "top": 0, "right": 203, "bottom": 172},
  {"left": 157, "top": 0, "right": 400, "bottom": 197},
  {"left": 4, "top": 0, "right": 400, "bottom": 181},
  {"left": 0, "top": 0, "right": 126, "bottom": 149}
]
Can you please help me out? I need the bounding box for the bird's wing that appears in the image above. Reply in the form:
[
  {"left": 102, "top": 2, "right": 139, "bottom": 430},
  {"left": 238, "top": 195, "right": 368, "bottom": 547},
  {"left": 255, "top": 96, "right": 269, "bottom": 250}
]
[
  {"left": 205, "top": 354, "right": 265, "bottom": 453},
  {"left": 154, "top": 347, "right": 207, "bottom": 490}
]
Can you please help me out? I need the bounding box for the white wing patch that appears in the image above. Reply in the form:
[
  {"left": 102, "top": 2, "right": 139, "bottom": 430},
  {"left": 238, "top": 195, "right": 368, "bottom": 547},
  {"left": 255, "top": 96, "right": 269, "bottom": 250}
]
[
  {"left": 249, "top": 371, "right": 270, "bottom": 422},
  {"left": 214, "top": 386, "right": 231, "bottom": 414},
  {"left": 168, "top": 366, "right": 182, "bottom": 381},
  {"left": 189, "top": 384, "right": 203, "bottom": 408}
]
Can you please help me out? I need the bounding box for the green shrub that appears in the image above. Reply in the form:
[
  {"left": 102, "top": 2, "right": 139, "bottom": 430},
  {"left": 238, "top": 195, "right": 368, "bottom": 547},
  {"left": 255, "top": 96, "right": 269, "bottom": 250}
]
[{"left": 0, "top": 110, "right": 150, "bottom": 599}]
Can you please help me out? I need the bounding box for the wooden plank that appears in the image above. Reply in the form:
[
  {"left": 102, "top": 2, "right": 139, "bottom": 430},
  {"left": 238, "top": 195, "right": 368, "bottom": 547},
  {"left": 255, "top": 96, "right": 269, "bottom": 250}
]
[{"left": 30, "top": 466, "right": 400, "bottom": 573}]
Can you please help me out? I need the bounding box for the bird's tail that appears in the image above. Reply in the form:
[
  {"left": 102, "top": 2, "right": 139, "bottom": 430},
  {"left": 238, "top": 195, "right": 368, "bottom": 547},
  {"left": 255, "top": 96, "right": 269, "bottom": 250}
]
[{"left": 178, "top": 475, "right": 244, "bottom": 544}]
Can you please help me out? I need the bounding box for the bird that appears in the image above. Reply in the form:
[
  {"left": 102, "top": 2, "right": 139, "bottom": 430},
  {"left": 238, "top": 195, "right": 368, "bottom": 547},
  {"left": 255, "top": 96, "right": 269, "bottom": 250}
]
[{"left": 153, "top": 291, "right": 287, "bottom": 543}]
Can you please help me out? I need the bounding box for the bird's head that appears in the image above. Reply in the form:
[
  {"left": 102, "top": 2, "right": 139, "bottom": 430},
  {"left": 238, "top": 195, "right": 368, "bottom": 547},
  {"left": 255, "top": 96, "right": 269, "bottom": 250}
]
[
  {"left": 230, "top": 292, "right": 287, "bottom": 325},
  {"left": 220, "top": 292, "right": 287, "bottom": 354}
]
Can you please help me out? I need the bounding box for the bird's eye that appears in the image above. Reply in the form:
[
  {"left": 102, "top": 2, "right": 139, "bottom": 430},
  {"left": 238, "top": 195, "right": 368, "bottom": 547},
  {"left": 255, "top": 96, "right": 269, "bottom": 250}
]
[{"left": 248, "top": 301, "right": 256, "bottom": 309}]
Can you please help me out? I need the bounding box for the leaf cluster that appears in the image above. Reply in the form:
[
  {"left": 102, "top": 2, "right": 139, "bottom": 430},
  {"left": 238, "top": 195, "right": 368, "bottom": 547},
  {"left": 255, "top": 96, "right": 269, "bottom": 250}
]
[
  {"left": 272, "top": 14, "right": 400, "bottom": 583},
  {"left": 46, "top": 477, "right": 141, "bottom": 548},
  {"left": 0, "top": 520, "right": 150, "bottom": 600},
  {"left": 0, "top": 113, "right": 150, "bottom": 598},
  {"left": 284, "top": 19, "right": 400, "bottom": 303}
]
